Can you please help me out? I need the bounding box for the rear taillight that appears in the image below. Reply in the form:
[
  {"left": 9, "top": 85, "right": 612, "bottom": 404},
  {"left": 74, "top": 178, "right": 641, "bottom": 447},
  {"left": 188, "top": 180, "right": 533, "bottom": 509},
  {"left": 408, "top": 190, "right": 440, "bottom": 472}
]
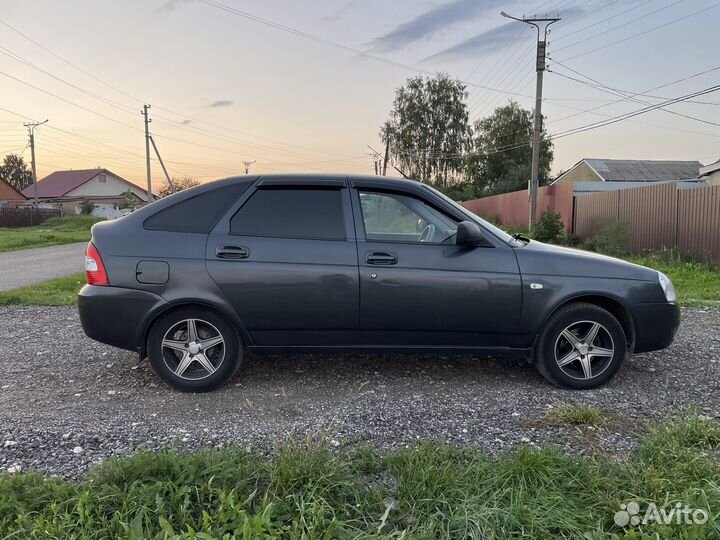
[{"left": 85, "top": 242, "right": 109, "bottom": 286}]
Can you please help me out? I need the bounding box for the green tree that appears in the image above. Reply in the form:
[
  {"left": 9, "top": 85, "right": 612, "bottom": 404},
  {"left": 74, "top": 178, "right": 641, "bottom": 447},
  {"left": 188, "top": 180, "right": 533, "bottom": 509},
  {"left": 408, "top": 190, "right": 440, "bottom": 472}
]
[
  {"left": 0, "top": 154, "right": 33, "bottom": 192},
  {"left": 467, "top": 101, "right": 553, "bottom": 195},
  {"left": 381, "top": 74, "right": 472, "bottom": 189}
]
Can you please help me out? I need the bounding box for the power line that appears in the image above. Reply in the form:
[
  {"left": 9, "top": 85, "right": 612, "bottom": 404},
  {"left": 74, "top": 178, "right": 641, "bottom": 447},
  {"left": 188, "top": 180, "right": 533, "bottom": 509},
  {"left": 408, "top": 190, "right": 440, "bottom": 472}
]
[
  {"left": 196, "top": 0, "right": 535, "bottom": 99},
  {"left": 552, "top": 0, "right": 654, "bottom": 42},
  {"left": 556, "top": 1, "right": 720, "bottom": 61}
]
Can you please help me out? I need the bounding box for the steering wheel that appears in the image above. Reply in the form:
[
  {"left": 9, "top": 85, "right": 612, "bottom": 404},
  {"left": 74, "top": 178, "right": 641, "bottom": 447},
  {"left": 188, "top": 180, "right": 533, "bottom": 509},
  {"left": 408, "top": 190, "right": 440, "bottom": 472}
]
[{"left": 418, "top": 223, "right": 436, "bottom": 243}]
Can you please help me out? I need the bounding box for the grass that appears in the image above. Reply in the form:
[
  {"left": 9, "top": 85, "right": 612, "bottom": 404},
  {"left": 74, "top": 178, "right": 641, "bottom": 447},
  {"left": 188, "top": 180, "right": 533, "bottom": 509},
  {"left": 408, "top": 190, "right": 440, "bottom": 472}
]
[
  {"left": 545, "top": 403, "right": 608, "bottom": 427},
  {"left": 0, "top": 273, "right": 85, "bottom": 306},
  {"left": 627, "top": 252, "right": 720, "bottom": 307},
  {"left": 0, "top": 215, "right": 102, "bottom": 252},
  {"left": 1, "top": 412, "right": 719, "bottom": 539}
]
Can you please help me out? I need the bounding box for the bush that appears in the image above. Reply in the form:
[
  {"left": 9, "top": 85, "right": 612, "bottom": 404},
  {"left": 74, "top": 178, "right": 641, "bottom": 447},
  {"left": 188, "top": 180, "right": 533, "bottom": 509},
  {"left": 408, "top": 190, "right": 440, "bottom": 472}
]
[
  {"left": 78, "top": 199, "right": 96, "bottom": 215},
  {"left": 533, "top": 210, "right": 565, "bottom": 244},
  {"left": 583, "top": 220, "right": 629, "bottom": 256}
]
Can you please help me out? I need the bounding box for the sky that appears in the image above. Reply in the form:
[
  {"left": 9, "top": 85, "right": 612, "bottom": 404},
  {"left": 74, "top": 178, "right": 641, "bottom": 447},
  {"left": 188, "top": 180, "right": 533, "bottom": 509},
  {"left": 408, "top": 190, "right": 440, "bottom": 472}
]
[{"left": 1, "top": 0, "right": 719, "bottom": 189}]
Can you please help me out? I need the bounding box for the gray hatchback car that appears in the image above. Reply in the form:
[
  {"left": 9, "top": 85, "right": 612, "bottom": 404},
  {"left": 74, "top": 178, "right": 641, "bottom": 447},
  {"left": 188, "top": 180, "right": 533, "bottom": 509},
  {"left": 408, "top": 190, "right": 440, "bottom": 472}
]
[{"left": 79, "top": 174, "right": 680, "bottom": 392}]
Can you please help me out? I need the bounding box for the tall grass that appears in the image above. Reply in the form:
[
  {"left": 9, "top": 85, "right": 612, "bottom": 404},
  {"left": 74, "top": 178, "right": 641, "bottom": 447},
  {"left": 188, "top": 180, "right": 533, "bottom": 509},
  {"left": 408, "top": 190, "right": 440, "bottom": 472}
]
[{"left": 2, "top": 413, "right": 719, "bottom": 539}]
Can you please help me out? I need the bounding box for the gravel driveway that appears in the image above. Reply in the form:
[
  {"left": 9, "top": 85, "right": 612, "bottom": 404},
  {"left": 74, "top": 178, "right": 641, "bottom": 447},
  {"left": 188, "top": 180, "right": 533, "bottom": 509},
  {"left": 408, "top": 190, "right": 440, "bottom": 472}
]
[
  {"left": 0, "top": 242, "right": 86, "bottom": 291},
  {"left": 1, "top": 305, "right": 718, "bottom": 478}
]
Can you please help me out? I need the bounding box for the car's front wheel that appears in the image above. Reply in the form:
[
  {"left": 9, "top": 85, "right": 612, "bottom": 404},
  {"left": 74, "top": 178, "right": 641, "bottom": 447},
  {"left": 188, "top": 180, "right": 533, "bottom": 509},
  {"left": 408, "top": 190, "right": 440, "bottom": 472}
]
[
  {"left": 147, "top": 307, "right": 241, "bottom": 392},
  {"left": 535, "top": 303, "right": 627, "bottom": 389}
]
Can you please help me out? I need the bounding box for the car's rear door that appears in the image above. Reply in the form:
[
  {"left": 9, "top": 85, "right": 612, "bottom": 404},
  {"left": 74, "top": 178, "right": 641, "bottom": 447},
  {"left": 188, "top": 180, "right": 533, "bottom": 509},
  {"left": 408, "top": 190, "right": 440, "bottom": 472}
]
[
  {"left": 206, "top": 177, "right": 359, "bottom": 347},
  {"left": 350, "top": 180, "right": 522, "bottom": 349}
]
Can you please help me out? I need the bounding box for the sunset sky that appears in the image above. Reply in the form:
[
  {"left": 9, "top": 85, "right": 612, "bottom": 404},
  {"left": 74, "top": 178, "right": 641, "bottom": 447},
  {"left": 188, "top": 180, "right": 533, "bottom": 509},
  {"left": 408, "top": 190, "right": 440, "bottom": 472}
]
[{"left": 1, "top": 0, "right": 719, "bottom": 189}]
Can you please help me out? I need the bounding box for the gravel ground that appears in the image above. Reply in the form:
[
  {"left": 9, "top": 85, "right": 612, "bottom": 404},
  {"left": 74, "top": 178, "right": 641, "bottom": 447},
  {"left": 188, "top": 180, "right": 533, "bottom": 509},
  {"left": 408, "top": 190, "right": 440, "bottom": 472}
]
[{"left": 1, "top": 305, "right": 719, "bottom": 479}]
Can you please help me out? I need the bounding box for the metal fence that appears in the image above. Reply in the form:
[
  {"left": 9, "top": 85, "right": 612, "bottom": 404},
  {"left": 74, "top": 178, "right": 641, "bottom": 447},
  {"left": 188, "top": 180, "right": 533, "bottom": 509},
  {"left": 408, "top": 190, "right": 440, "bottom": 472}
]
[
  {"left": 463, "top": 182, "right": 720, "bottom": 261},
  {"left": 461, "top": 182, "right": 575, "bottom": 231},
  {"left": 0, "top": 207, "right": 62, "bottom": 227}
]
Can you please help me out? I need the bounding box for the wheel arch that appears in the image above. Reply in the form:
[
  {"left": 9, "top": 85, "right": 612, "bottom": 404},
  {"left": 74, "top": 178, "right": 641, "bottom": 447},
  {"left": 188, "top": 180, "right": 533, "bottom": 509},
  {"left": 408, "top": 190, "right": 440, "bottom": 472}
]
[
  {"left": 139, "top": 300, "right": 253, "bottom": 358},
  {"left": 536, "top": 294, "right": 635, "bottom": 352}
]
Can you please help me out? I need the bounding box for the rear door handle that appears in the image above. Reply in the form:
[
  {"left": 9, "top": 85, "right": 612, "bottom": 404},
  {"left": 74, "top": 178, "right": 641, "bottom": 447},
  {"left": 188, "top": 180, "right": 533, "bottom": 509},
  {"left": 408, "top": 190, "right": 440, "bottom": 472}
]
[
  {"left": 216, "top": 245, "right": 249, "bottom": 259},
  {"left": 366, "top": 251, "right": 397, "bottom": 265}
]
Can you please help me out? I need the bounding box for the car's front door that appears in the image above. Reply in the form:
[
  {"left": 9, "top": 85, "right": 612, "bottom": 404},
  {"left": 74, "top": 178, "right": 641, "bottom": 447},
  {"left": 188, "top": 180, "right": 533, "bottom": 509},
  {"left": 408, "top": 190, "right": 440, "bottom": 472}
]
[
  {"left": 351, "top": 186, "right": 522, "bottom": 348},
  {"left": 206, "top": 178, "right": 359, "bottom": 347}
]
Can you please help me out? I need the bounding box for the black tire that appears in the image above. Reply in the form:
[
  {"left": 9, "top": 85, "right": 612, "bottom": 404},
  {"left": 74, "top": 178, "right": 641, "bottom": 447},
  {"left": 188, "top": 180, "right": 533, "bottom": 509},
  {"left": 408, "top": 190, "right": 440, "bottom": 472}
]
[
  {"left": 147, "top": 307, "right": 241, "bottom": 392},
  {"left": 535, "top": 302, "right": 626, "bottom": 390}
]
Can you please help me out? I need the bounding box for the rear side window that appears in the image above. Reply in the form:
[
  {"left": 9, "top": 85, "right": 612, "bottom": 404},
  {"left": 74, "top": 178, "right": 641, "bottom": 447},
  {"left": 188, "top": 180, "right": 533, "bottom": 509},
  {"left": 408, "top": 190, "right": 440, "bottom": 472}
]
[
  {"left": 144, "top": 182, "right": 251, "bottom": 233},
  {"left": 230, "top": 188, "right": 345, "bottom": 240}
]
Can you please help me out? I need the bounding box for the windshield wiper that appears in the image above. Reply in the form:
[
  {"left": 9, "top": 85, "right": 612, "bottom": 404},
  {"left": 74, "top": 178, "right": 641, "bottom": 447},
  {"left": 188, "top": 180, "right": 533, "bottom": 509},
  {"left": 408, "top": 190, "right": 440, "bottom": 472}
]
[{"left": 512, "top": 233, "right": 531, "bottom": 243}]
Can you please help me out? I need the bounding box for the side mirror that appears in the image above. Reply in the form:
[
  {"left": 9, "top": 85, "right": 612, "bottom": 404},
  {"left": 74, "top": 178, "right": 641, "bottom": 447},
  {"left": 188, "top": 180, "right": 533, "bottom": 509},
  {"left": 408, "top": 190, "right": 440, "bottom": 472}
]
[{"left": 456, "top": 220, "right": 484, "bottom": 246}]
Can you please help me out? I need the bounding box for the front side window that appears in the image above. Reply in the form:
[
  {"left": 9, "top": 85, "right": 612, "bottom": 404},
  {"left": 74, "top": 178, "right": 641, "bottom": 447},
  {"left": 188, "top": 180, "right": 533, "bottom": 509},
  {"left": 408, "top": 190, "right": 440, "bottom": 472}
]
[
  {"left": 230, "top": 188, "right": 345, "bottom": 240},
  {"left": 359, "top": 191, "right": 458, "bottom": 243}
]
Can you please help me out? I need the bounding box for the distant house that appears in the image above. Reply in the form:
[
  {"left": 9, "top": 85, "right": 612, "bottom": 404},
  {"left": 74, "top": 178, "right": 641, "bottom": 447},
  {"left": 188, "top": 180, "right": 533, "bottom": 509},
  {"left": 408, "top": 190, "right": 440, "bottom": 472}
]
[
  {"left": 553, "top": 159, "right": 703, "bottom": 185},
  {"left": 699, "top": 159, "right": 720, "bottom": 186},
  {"left": 21, "top": 168, "right": 150, "bottom": 214},
  {"left": 0, "top": 179, "right": 28, "bottom": 208}
]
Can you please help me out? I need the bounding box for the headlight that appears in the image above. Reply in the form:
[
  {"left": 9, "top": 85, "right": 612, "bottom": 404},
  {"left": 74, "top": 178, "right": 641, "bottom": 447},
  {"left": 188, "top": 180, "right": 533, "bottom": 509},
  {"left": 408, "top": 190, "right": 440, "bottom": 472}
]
[{"left": 657, "top": 271, "right": 676, "bottom": 302}]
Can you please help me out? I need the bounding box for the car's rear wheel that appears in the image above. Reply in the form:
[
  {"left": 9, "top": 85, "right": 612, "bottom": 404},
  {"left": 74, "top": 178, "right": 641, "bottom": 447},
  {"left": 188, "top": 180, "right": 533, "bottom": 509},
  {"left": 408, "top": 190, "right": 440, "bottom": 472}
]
[
  {"left": 535, "top": 303, "right": 626, "bottom": 389},
  {"left": 147, "top": 307, "right": 241, "bottom": 392}
]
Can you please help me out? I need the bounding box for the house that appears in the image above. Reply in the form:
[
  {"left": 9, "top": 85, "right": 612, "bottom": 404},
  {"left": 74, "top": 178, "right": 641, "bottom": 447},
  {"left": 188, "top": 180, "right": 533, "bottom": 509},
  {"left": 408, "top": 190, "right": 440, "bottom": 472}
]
[
  {"left": 21, "top": 168, "right": 150, "bottom": 214},
  {"left": 552, "top": 159, "right": 703, "bottom": 185},
  {"left": 0, "top": 178, "right": 28, "bottom": 208},
  {"left": 699, "top": 159, "right": 720, "bottom": 185}
]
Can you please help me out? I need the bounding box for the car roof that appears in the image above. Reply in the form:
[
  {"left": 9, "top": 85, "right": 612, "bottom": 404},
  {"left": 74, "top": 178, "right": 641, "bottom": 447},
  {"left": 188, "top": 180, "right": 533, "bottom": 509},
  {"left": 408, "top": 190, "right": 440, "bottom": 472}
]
[{"left": 217, "top": 173, "right": 419, "bottom": 188}]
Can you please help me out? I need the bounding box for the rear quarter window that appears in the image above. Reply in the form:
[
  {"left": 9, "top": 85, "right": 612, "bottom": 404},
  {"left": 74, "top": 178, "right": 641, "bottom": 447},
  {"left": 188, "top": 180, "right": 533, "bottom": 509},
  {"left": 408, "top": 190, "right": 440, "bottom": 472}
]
[{"left": 144, "top": 182, "right": 251, "bottom": 233}]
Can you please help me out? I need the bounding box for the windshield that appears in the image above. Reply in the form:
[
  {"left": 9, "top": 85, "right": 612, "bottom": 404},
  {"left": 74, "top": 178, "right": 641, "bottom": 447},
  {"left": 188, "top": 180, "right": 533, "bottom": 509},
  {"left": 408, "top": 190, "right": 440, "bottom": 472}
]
[{"left": 422, "top": 185, "right": 518, "bottom": 245}]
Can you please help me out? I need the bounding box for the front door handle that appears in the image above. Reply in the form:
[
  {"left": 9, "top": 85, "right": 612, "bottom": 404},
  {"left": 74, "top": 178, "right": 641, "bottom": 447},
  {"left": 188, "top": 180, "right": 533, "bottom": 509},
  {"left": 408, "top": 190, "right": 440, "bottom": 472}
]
[
  {"left": 216, "top": 245, "right": 249, "bottom": 259},
  {"left": 366, "top": 251, "right": 397, "bottom": 265}
]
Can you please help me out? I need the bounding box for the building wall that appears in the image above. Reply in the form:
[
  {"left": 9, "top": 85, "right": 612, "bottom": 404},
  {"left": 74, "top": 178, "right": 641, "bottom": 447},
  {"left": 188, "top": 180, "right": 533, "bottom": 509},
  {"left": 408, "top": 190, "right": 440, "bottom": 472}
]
[
  {"left": 66, "top": 172, "right": 148, "bottom": 200},
  {"left": 706, "top": 169, "right": 720, "bottom": 186},
  {"left": 555, "top": 162, "right": 601, "bottom": 184}
]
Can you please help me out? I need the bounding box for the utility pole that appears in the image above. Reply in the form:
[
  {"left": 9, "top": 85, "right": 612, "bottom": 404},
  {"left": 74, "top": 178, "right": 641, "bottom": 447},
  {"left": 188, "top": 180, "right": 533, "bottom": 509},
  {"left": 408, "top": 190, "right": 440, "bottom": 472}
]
[
  {"left": 23, "top": 119, "right": 48, "bottom": 207},
  {"left": 501, "top": 11, "right": 559, "bottom": 230},
  {"left": 141, "top": 104, "right": 153, "bottom": 202},
  {"left": 242, "top": 160, "right": 256, "bottom": 175}
]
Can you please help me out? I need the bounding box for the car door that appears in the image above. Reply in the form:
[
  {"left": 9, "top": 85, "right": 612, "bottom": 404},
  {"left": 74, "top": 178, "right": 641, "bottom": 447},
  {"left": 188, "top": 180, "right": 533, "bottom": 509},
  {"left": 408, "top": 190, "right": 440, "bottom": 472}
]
[
  {"left": 350, "top": 183, "right": 522, "bottom": 349},
  {"left": 206, "top": 177, "right": 359, "bottom": 347}
]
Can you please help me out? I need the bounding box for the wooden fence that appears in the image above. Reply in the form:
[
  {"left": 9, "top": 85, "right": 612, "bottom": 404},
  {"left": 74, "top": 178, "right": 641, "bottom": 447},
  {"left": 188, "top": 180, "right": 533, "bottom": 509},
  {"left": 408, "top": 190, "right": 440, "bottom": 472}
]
[
  {"left": 0, "top": 207, "right": 62, "bottom": 227},
  {"left": 463, "top": 182, "right": 720, "bottom": 261}
]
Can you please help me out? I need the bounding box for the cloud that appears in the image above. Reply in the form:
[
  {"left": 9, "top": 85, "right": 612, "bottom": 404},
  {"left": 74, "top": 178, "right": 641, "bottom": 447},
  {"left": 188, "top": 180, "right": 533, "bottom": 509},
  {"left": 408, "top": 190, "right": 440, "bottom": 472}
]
[
  {"left": 367, "top": 0, "right": 506, "bottom": 52},
  {"left": 421, "top": 6, "right": 587, "bottom": 63},
  {"left": 209, "top": 100, "right": 234, "bottom": 108},
  {"left": 421, "top": 23, "right": 526, "bottom": 63},
  {"left": 155, "top": 0, "right": 193, "bottom": 13},
  {"left": 323, "top": 0, "right": 358, "bottom": 23}
]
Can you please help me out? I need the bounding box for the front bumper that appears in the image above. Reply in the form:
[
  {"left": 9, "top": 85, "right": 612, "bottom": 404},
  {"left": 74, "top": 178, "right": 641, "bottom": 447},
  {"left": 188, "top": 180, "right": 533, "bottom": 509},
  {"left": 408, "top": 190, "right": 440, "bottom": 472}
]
[
  {"left": 78, "top": 285, "right": 169, "bottom": 352},
  {"left": 630, "top": 301, "right": 681, "bottom": 353}
]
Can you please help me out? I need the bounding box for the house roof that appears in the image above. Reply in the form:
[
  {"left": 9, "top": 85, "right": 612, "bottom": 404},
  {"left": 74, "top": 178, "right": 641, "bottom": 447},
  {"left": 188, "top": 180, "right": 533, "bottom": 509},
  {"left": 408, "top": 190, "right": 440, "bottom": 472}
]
[
  {"left": 556, "top": 159, "right": 703, "bottom": 183},
  {"left": 0, "top": 178, "right": 28, "bottom": 200},
  {"left": 699, "top": 159, "right": 720, "bottom": 176},
  {"left": 20, "top": 168, "right": 138, "bottom": 198}
]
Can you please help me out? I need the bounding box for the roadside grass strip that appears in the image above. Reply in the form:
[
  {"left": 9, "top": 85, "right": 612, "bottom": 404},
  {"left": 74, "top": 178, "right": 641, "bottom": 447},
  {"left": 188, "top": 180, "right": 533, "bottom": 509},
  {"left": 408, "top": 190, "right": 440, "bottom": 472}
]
[
  {"left": 0, "top": 273, "right": 85, "bottom": 306},
  {"left": 1, "top": 412, "right": 719, "bottom": 539}
]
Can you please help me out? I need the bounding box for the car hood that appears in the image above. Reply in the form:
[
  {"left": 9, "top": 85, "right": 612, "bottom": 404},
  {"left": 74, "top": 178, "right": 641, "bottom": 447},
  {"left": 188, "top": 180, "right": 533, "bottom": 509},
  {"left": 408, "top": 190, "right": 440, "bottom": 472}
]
[{"left": 513, "top": 241, "right": 658, "bottom": 281}]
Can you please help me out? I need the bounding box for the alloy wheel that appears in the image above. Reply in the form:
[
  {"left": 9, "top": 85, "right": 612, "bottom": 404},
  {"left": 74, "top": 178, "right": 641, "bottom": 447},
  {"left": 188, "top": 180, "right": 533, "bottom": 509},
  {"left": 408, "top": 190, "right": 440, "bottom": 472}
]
[
  {"left": 161, "top": 318, "right": 226, "bottom": 380},
  {"left": 553, "top": 320, "right": 615, "bottom": 380}
]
